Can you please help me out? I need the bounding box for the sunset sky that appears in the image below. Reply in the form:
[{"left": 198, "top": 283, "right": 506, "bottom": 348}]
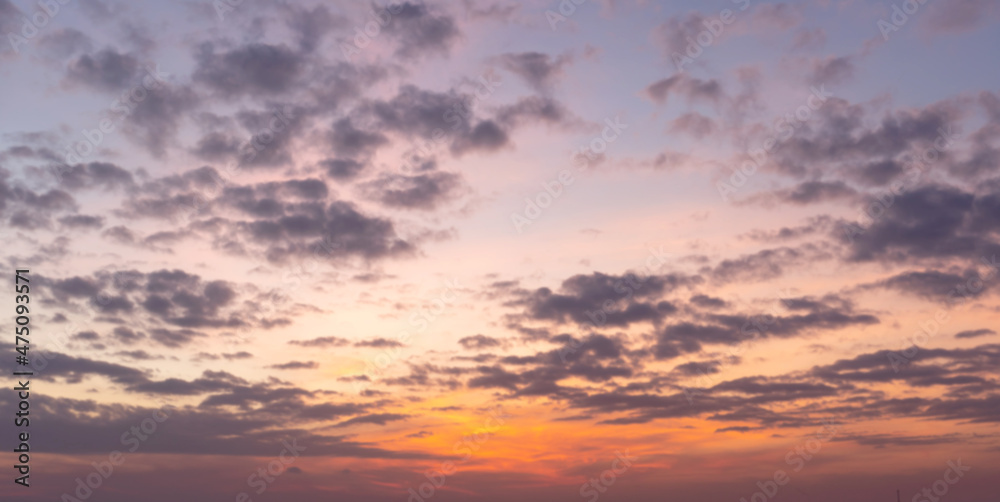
[{"left": 1, "top": 0, "right": 999, "bottom": 501}]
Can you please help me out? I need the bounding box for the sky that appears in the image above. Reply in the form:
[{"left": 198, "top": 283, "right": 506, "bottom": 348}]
[{"left": 0, "top": 0, "right": 999, "bottom": 501}]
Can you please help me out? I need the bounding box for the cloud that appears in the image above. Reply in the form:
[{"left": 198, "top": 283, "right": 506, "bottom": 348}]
[
  {"left": 284, "top": 4, "right": 345, "bottom": 53},
  {"left": 363, "top": 170, "right": 462, "bottom": 210},
  {"left": 808, "top": 55, "right": 855, "bottom": 86},
  {"left": 459, "top": 334, "right": 502, "bottom": 350},
  {"left": 331, "top": 413, "right": 410, "bottom": 427},
  {"left": 289, "top": 336, "right": 351, "bottom": 347},
  {"left": 760, "top": 180, "right": 858, "bottom": 206},
  {"left": 674, "top": 360, "right": 722, "bottom": 376},
  {"left": 193, "top": 43, "right": 304, "bottom": 96},
  {"left": 0, "top": 169, "right": 77, "bottom": 228},
  {"left": 190, "top": 131, "right": 241, "bottom": 161},
  {"left": 811, "top": 345, "right": 999, "bottom": 389},
  {"left": 64, "top": 48, "right": 140, "bottom": 91},
  {"left": 328, "top": 117, "right": 389, "bottom": 157},
  {"left": 508, "top": 272, "right": 699, "bottom": 330},
  {"left": 644, "top": 74, "right": 723, "bottom": 105},
  {"left": 954, "top": 329, "right": 996, "bottom": 339},
  {"left": 651, "top": 4, "right": 802, "bottom": 62},
  {"left": 120, "top": 167, "right": 421, "bottom": 263},
  {"left": 0, "top": 0, "right": 21, "bottom": 34},
  {"left": 495, "top": 96, "right": 575, "bottom": 129},
  {"left": 384, "top": 2, "right": 461, "bottom": 59},
  {"left": 865, "top": 269, "right": 994, "bottom": 303},
  {"left": 56, "top": 162, "right": 135, "bottom": 191},
  {"left": 36, "top": 352, "right": 148, "bottom": 385},
  {"left": 121, "top": 84, "right": 201, "bottom": 157},
  {"left": 763, "top": 98, "right": 961, "bottom": 180},
  {"left": 652, "top": 11, "right": 721, "bottom": 60},
  {"left": 495, "top": 51, "right": 573, "bottom": 92},
  {"left": 38, "top": 28, "right": 93, "bottom": 58},
  {"left": 449, "top": 120, "right": 509, "bottom": 154},
  {"left": 655, "top": 295, "right": 878, "bottom": 359},
  {"left": 840, "top": 184, "right": 1000, "bottom": 263},
  {"left": 921, "top": 0, "right": 1000, "bottom": 35},
  {"left": 35, "top": 269, "right": 291, "bottom": 346},
  {"left": 689, "top": 294, "right": 728, "bottom": 309},
  {"left": 832, "top": 433, "right": 963, "bottom": 448},
  {"left": 71, "top": 330, "right": 100, "bottom": 341},
  {"left": 149, "top": 328, "right": 207, "bottom": 348},
  {"left": 320, "top": 158, "right": 367, "bottom": 180},
  {"left": 355, "top": 338, "right": 405, "bottom": 348},
  {"left": 704, "top": 244, "right": 832, "bottom": 284},
  {"left": 0, "top": 392, "right": 433, "bottom": 458},
  {"left": 58, "top": 214, "right": 105, "bottom": 230},
  {"left": 367, "top": 84, "right": 473, "bottom": 140},
  {"left": 115, "top": 350, "right": 163, "bottom": 360},
  {"left": 669, "top": 112, "right": 717, "bottom": 139},
  {"left": 113, "top": 326, "right": 145, "bottom": 344},
  {"left": 268, "top": 361, "right": 320, "bottom": 370}
]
